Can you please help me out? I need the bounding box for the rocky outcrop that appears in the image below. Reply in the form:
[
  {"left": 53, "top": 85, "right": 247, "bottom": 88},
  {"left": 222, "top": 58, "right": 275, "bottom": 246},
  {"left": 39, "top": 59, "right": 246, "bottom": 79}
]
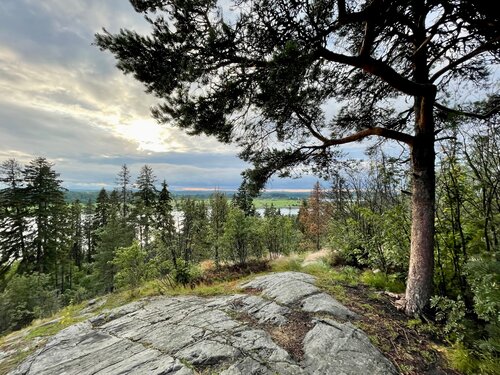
[{"left": 10, "top": 272, "right": 398, "bottom": 375}]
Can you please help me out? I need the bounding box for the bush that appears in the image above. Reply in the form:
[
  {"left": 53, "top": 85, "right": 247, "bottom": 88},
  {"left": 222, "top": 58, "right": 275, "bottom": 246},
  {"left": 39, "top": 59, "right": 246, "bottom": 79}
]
[
  {"left": 430, "top": 295, "right": 467, "bottom": 341},
  {"left": 174, "top": 260, "right": 202, "bottom": 287}
]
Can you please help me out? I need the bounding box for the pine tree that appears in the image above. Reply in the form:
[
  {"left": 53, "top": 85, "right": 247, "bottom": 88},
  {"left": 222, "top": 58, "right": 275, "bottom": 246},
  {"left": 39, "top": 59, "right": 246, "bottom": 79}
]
[{"left": 97, "top": 0, "right": 499, "bottom": 315}]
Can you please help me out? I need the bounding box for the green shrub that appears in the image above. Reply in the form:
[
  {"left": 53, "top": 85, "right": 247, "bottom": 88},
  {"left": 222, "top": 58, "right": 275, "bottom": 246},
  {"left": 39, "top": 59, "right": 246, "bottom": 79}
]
[
  {"left": 465, "top": 255, "right": 500, "bottom": 324},
  {"left": 360, "top": 270, "right": 405, "bottom": 293},
  {"left": 430, "top": 295, "right": 467, "bottom": 341},
  {"left": 174, "top": 260, "right": 202, "bottom": 287}
]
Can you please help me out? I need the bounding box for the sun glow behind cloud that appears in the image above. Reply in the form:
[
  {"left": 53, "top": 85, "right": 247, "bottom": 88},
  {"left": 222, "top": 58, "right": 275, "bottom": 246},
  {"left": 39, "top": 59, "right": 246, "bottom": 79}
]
[
  {"left": 114, "top": 119, "right": 181, "bottom": 153},
  {"left": 0, "top": 44, "right": 232, "bottom": 156}
]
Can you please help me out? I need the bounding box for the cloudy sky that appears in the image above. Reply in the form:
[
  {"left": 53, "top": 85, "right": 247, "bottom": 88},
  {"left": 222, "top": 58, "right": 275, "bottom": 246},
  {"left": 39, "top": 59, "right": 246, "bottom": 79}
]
[{"left": 0, "top": 0, "right": 360, "bottom": 191}]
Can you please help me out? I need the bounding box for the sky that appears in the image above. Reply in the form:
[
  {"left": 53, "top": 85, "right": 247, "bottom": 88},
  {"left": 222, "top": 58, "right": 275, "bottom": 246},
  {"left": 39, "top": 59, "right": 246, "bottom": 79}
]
[{"left": 0, "top": 0, "right": 364, "bottom": 191}]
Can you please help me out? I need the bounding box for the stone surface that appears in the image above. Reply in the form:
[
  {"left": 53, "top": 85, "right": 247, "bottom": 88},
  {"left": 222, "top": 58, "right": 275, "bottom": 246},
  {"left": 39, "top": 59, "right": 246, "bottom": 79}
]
[
  {"left": 303, "top": 318, "right": 398, "bottom": 374},
  {"left": 10, "top": 272, "right": 398, "bottom": 375},
  {"left": 241, "top": 272, "right": 318, "bottom": 305},
  {"left": 300, "top": 292, "right": 358, "bottom": 320}
]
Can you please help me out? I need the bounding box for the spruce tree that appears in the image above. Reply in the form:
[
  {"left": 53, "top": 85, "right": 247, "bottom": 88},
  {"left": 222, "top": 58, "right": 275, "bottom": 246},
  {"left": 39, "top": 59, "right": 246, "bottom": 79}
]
[
  {"left": 231, "top": 180, "right": 255, "bottom": 216},
  {"left": 23, "top": 157, "right": 66, "bottom": 273},
  {"left": 94, "top": 189, "right": 134, "bottom": 292},
  {"left": 116, "top": 164, "right": 131, "bottom": 219},
  {"left": 94, "top": 188, "right": 109, "bottom": 229},
  {"left": 134, "top": 165, "right": 158, "bottom": 250},
  {"left": 69, "top": 200, "right": 83, "bottom": 269},
  {"left": 155, "top": 181, "right": 177, "bottom": 268},
  {"left": 0, "top": 159, "right": 27, "bottom": 275}
]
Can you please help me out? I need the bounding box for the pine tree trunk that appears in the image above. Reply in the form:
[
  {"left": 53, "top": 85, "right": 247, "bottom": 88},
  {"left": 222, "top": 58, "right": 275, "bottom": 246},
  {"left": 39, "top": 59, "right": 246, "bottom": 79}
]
[{"left": 405, "top": 94, "right": 436, "bottom": 315}]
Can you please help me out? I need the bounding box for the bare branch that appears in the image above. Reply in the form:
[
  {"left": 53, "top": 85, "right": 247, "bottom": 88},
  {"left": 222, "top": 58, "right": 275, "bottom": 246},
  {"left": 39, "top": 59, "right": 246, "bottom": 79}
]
[
  {"left": 323, "top": 127, "right": 414, "bottom": 147},
  {"left": 294, "top": 111, "right": 329, "bottom": 143}
]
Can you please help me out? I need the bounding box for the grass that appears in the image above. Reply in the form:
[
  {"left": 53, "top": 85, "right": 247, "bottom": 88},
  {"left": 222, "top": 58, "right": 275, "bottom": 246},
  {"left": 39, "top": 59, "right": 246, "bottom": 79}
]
[
  {"left": 24, "top": 303, "right": 88, "bottom": 340},
  {"left": 444, "top": 343, "right": 500, "bottom": 375},
  {"left": 0, "top": 346, "right": 35, "bottom": 375},
  {"left": 270, "top": 254, "right": 305, "bottom": 272},
  {"left": 0, "top": 262, "right": 269, "bottom": 375},
  {"left": 252, "top": 198, "right": 301, "bottom": 209},
  {"left": 360, "top": 270, "right": 406, "bottom": 293}
]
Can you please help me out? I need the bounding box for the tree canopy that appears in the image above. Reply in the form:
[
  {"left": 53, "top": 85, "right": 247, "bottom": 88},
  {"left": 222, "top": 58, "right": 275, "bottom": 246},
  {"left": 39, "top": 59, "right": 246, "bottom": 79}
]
[{"left": 96, "top": 0, "right": 499, "bottom": 314}]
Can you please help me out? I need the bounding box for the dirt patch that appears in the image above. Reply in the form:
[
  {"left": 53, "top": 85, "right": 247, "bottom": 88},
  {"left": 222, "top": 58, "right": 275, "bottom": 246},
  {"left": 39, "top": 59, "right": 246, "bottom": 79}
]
[
  {"left": 242, "top": 287, "right": 262, "bottom": 296},
  {"left": 234, "top": 307, "right": 313, "bottom": 361},
  {"left": 267, "top": 310, "right": 314, "bottom": 361}
]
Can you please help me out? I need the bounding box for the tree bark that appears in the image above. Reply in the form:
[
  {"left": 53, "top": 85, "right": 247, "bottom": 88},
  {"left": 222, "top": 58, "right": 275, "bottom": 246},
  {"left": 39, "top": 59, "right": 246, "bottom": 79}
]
[{"left": 405, "top": 93, "right": 436, "bottom": 315}]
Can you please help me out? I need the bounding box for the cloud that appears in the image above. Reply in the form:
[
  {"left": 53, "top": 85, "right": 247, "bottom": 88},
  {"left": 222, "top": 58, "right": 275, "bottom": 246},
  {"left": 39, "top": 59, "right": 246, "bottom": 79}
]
[{"left": 0, "top": 0, "right": 331, "bottom": 191}]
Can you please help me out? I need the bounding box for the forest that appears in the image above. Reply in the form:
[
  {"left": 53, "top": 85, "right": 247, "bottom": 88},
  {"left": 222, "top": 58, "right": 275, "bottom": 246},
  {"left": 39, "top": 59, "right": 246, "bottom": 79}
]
[{"left": 1, "top": 120, "right": 498, "bottom": 373}]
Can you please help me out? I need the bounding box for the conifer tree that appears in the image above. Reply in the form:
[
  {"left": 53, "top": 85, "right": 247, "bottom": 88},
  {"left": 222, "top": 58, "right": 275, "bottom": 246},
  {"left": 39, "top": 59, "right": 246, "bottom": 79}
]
[
  {"left": 155, "top": 181, "right": 177, "bottom": 267},
  {"left": 134, "top": 165, "right": 158, "bottom": 250},
  {"left": 116, "top": 164, "right": 131, "bottom": 219},
  {"left": 298, "top": 182, "right": 329, "bottom": 251},
  {"left": 23, "top": 157, "right": 66, "bottom": 273},
  {"left": 209, "top": 190, "right": 228, "bottom": 267},
  {"left": 94, "top": 189, "right": 134, "bottom": 292},
  {"left": 69, "top": 200, "right": 83, "bottom": 269},
  {"left": 94, "top": 188, "right": 109, "bottom": 229},
  {"left": 231, "top": 180, "right": 255, "bottom": 216},
  {"left": 82, "top": 198, "right": 95, "bottom": 263},
  {"left": 0, "top": 159, "right": 27, "bottom": 275},
  {"left": 97, "top": 0, "right": 499, "bottom": 315}
]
